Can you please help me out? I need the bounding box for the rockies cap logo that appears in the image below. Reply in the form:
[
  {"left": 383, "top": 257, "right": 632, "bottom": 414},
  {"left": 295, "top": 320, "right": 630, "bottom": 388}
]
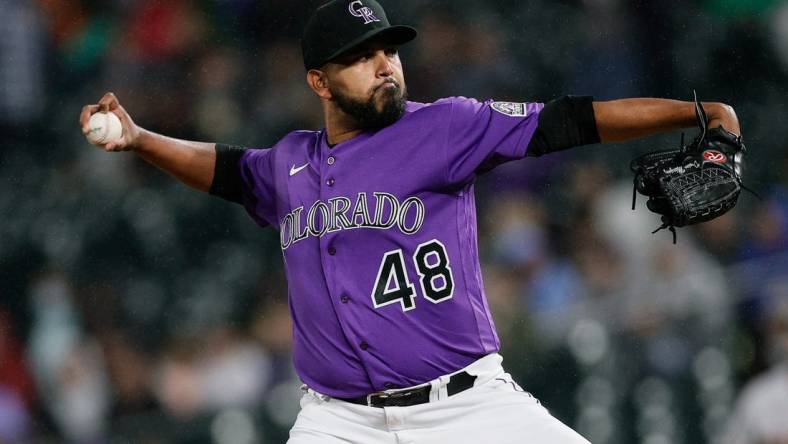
[{"left": 348, "top": 1, "right": 380, "bottom": 24}]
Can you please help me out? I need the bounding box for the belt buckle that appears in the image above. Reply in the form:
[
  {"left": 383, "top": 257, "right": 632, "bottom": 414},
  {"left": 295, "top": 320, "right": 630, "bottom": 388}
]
[
  {"left": 367, "top": 385, "right": 428, "bottom": 407},
  {"left": 366, "top": 391, "right": 389, "bottom": 407}
]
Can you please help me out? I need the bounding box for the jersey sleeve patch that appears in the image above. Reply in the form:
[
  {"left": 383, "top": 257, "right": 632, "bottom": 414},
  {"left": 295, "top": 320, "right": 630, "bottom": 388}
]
[
  {"left": 490, "top": 101, "right": 528, "bottom": 117},
  {"left": 443, "top": 97, "right": 541, "bottom": 186}
]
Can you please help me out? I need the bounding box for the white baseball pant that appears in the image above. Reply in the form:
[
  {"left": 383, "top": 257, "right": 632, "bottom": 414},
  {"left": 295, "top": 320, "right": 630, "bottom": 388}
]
[{"left": 287, "top": 353, "right": 591, "bottom": 444}]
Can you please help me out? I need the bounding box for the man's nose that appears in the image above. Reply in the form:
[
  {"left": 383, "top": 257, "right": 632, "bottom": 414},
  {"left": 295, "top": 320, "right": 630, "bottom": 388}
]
[{"left": 374, "top": 51, "right": 394, "bottom": 77}]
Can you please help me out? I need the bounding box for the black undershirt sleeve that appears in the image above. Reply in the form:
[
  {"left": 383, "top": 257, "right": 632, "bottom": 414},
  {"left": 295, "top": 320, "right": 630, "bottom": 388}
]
[
  {"left": 526, "top": 95, "right": 601, "bottom": 157},
  {"left": 209, "top": 144, "right": 247, "bottom": 204}
]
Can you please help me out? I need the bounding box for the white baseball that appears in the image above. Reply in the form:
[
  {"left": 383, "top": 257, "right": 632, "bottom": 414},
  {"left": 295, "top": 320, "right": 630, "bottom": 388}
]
[{"left": 86, "top": 112, "right": 123, "bottom": 145}]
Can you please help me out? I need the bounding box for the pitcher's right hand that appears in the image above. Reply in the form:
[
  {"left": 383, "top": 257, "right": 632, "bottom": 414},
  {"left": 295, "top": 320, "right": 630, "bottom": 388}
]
[{"left": 80, "top": 92, "right": 141, "bottom": 152}]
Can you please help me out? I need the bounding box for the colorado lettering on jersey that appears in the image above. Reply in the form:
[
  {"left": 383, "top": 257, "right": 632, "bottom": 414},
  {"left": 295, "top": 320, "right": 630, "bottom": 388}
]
[{"left": 280, "top": 192, "right": 426, "bottom": 250}]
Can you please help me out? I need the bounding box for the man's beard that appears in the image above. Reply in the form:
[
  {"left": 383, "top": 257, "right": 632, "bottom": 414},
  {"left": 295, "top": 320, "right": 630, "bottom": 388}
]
[{"left": 332, "top": 81, "right": 407, "bottom": 129}]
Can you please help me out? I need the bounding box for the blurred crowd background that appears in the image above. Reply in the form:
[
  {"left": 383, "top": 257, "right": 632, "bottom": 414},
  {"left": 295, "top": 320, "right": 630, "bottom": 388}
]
[{"left": 1, "top": 0, "right": 788, "bottom": 443}]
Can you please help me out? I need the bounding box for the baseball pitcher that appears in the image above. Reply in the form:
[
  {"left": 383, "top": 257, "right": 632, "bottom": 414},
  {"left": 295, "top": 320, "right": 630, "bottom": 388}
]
[{"left": 79, "top": 1, "right": 744, "bottom": 442}]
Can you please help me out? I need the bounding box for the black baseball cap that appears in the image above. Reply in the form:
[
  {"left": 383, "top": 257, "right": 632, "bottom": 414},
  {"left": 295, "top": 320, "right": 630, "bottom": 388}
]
[{"left": 302, "top": 0, "right": 417, "bottom": 70}]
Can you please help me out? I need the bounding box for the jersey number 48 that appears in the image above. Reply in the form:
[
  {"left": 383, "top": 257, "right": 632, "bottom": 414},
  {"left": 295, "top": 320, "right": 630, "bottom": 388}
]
[{"left": 371, "top": 239, "right": 454, "bottom": 312}]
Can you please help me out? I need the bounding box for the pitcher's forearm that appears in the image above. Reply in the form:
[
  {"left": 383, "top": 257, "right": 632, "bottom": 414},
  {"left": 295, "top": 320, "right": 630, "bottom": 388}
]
[
  {"left": 132, "top": 129, "right": 217, "bottom": 192},
  {"left": 593, "top": 98, "right": 740, "bottom": 143}
]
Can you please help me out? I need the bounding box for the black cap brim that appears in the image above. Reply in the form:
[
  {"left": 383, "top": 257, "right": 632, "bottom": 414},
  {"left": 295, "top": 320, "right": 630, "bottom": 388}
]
[{"left": 318, "top": 25, "right": 417, "bottom": 68}]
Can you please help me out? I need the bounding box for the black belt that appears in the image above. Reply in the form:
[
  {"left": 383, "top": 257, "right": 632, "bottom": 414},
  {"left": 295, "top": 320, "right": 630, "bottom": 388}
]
[{"left": 338, "top": 371, "right": 477, "bottom": 408}]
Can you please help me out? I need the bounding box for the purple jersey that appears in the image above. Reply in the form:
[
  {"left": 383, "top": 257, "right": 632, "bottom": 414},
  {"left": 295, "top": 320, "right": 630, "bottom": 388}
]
[{"left": 238, "top": 97, "right": 543, "bottom": 398}]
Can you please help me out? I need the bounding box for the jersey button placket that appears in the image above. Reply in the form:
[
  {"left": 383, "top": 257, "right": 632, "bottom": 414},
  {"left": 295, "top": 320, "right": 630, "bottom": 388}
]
[
  {"left": 321, "top": 140, "right": 348, "bottom": 349},
  {"left": 359, "top": 342, "right": 369, "bottom": 351}
]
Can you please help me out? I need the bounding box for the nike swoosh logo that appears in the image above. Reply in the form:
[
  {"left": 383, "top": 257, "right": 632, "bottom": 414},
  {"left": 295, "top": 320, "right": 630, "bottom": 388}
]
[{"left": 289, "top": 163, "right": 309, "bottom": 177}]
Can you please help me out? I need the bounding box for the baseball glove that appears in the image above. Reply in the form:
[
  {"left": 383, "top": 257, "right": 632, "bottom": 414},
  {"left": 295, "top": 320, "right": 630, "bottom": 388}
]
[{"left": 630, "top": 93, "right": 748, "bottom": 243}]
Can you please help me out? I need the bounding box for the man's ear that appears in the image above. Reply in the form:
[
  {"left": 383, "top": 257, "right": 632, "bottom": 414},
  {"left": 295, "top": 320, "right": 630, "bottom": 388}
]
[{"left": 306, "top": 69, "right": 332, "bottom": 100}]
